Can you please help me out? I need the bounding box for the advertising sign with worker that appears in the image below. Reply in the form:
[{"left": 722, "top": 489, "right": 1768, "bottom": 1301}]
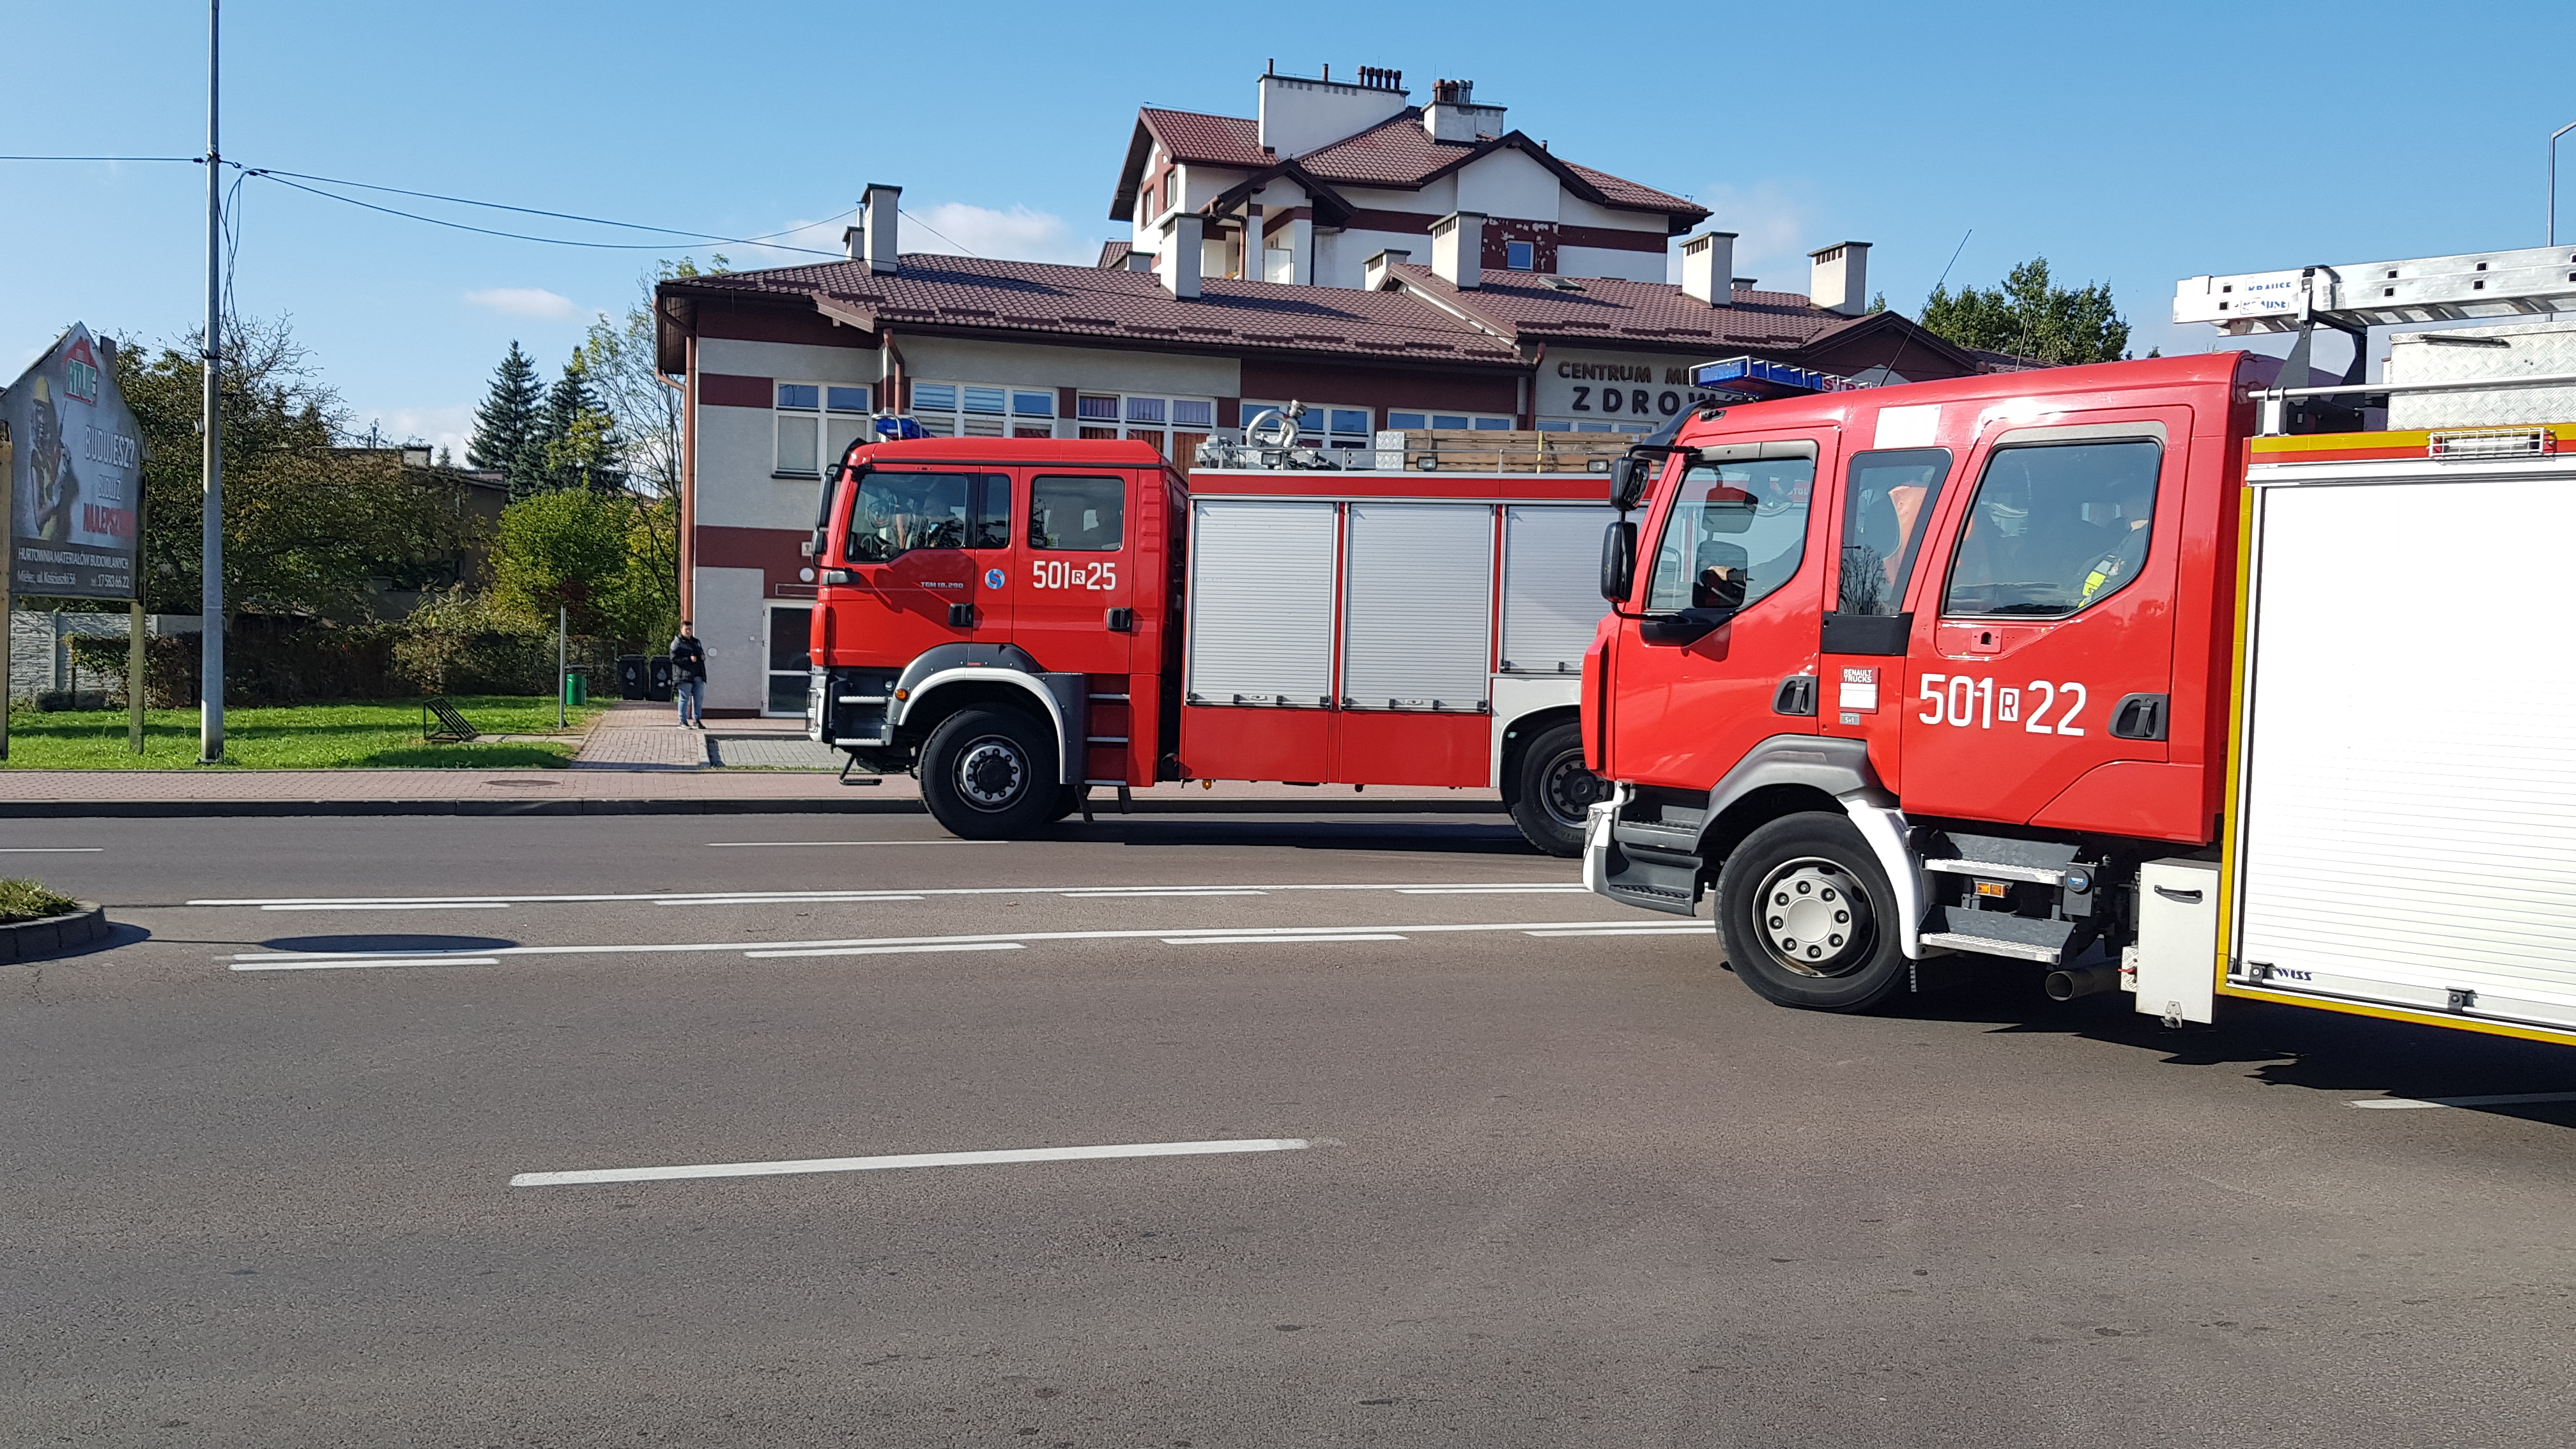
[{"left": 2, "top": 323, "right": 143, "bottom": 600}]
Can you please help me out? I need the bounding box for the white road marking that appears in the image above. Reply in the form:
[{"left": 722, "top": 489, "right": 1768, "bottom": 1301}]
[
  {"left": 747, "top": 942, "right": 1024, "bottom": 960},
  {"left": 187, "top": 880, "right": 1581, "bottom": 909},
  {"left": 1165, "top": 933, "right": 1406, "bottom": 946},
  {"left": 1062, "top": 889, "right": 1267, "bottom": 899},
  {"left": 706, "top": 840, "right": 1004, "bottom": 848},
  {"left": 652, "top": 894, "right": 925, "bottom": 907},
  {"left": 1524, "top": 926, "right": 1708, "bottom": 937},
  {"left": 227, "top": 918, "right": 1658, "bottom": 969},
  {"left": 510, "top": 1136, "right": 1310, "bottom": 1187},
  {"left": 2349, "top": 1091, "right": 2576, "bottom": 1110},
  {"left": 1397, "top": 885, "right": 1590, "bottom": 895},
  {"left": 259, "top": 901, "right": 512, "bottom": 912},
  {"left": 0, "top": 847, "right": 103, "bottom": 853},
  {"left": 233, "top": 956, "right": 502, "bottom": 972}
]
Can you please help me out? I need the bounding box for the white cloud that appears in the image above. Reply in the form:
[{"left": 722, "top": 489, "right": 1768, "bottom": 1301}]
[
  {"left": 1664, "top": 180, "right": 1821, "bottom": 289},
  {"left": 905, "top": 202, "right": 1096, "bottom": 266},
  {"left": 353, "top": 404, "right": 475, "bottom": 464},
  {"left": 464, "top": 287, "right": 585, "bottom": 320}
]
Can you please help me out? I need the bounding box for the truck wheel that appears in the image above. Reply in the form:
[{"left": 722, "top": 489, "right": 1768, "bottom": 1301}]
[
  {"left": 1716, "top": 813, "right": 1908, "bottom": 1013},
  {"left": 919, "top": 707, "right": 1060, "bottom": 840},
  {"left": 1508, "top": 720, "right": 1606, "bottom": 858}
]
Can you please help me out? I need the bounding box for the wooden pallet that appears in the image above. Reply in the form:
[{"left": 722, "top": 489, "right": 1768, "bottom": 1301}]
[{"left": 1388, "top": 429, "right": 1637, "bottom": 474}]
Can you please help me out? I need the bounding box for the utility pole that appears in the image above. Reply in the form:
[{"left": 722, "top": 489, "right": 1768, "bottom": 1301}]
[
  {"left": 199, "top": 0, "right": 225, "bottom": 762},
  {"left": 2555, "top": 121, "right": 2576, "bottom": 246},
  {"left": 557, "top": 606, "right": 568, "bottom": 730}
]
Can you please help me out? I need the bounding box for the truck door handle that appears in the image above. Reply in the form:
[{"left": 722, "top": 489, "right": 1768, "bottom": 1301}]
[
  {"left": 1105, "top": 607, "right": 1134, "bottom": 632},
  {"left": 1772, "top": 675, "right": 1818, "bottom": 716},
  {"left": 947, "top": 602, "right": 974, "bottom": 628},
  {"left": 2153, "top": 885, "right": 2202, "bottom": 904},
  {"left": 2110, "top": 693, "right": 2168, "bottom": 740}
]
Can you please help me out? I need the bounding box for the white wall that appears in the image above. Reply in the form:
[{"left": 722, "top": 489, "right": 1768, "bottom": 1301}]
[
  {"left": 1258, "top": 74, "right": 1407, "bottom": 157},
  {"left": 693, "top": 404, "right": 817, "bottom": 531},
  {"left": 697, "top": 337, "right": 878, "bottom": 384},
  {"left": 690, "top": 565, "right": 769, "bottom": 713},
  {"left": 1557, "top": 245, "right": 1668, "bottom": 283},
  {"left": 1453, "top": 150, "right": 1560, "bottom": 220},
  {"left": 897, "top": 336, "right": 1239, "bottom": 400}
]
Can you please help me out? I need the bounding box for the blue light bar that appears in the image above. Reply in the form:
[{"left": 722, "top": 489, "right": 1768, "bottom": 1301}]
[
  {"left": 1689, "top": 356, "right": 1854, "bottom": 401},
  {"left": 873, "top": 415, "right": 927, "bottom": 440}
]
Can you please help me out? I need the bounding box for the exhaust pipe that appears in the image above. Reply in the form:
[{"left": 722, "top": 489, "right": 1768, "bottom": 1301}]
[{"left": 2044, "top": 963, "right": 2122, "bottom": 1001}]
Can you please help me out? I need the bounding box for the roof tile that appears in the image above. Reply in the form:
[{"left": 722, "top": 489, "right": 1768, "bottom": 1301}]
[{"left": 1137, "top": 109, "right": 1269, "bottom": 169}]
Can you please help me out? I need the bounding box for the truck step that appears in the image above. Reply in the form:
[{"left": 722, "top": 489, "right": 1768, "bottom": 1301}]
[
  {"left": 1919, "top": 931, "right": 2064, "bottom": 965},
  {"left": 1922, "top": 858, "right": 2073, "bottom": 887}
]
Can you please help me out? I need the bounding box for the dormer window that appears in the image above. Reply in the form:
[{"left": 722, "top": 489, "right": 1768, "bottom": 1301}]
[{"left": 1504, "top": 240, "right": 1535, "bottom": 271}]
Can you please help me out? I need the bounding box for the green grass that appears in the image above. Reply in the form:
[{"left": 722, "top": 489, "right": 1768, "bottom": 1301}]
[
  {"left": 0, "top": 696, "right": 611, "bottom": 770},
  {"left": 0, "top": 878, "right": 80, "bottom": 923}
]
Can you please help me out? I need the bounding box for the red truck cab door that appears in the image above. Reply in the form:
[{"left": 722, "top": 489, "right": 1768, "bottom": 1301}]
[
  {"left": 1897, "top": 411, "right": 2194, "bottom": 838},
  {"left": 1007, "top": 467, "right": 1134, "bottom": 677},
  {"left": 840, "top": 468, "right": 1015, "bottom": 657},
  {"left": 1609, "top": 433, "right": 1836, "bottom": 788}
]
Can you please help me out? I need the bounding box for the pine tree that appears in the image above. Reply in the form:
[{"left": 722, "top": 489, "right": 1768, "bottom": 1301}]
[
  {"left": 468, "top": 342, "right": 545, "bottom": 487},
  {"left": 532, "top": 355, "right": 626, "bottom": 495}
]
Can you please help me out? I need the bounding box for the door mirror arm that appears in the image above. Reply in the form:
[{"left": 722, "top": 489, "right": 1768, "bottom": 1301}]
[{"left": 1636, "top": 607, "right": 1735, "bottom": 647}]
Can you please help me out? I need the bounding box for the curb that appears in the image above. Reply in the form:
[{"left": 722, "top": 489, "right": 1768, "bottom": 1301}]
[
  {"left": 0, "top": 902, "right": 109, "bottom": 962},
  {"left": 0, "top": 795, "right": 1508, "bottom": 821}
]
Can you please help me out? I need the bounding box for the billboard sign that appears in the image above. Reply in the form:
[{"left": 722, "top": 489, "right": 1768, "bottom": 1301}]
[{"left": 3, "top": 323, "right": 142, "bottom": 600}]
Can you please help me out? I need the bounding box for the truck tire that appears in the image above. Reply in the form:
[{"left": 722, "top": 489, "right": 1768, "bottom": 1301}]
[
  {"left": 1507, "top": 720, "right": 1606, "bottom": 858},
  {"left": 919, "top": 707, "right": 1061, "bottom": 840},
  {"left": 1715, "top": 812, "right": 1909, "bottom": 1013}
]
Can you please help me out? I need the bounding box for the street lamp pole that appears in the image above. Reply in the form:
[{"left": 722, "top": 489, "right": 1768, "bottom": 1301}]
[
  {"left": 2553, "top": 121, "right": 2576, "bottom": 247},
  {"left": 199, "top": 0, "right": 225, "bottom": 762}
]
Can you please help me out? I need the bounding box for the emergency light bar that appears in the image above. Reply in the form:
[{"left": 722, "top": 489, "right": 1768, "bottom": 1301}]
[
  {"left": 1690, "top": 356, "right": 1855, "bottom": 401},
  {"left": 872, "top": 415, "right": 926, "bottom": 440}
]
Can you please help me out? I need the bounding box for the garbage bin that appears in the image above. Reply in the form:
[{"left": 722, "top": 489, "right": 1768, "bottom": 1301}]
[
  {"left": 562, "top": 670, "right": 588, "bottom": 707},
  {"left": 617, "top": 654, "right": 648, "bottom": 700},
  {"left": 647, "top": 656, "right": 674, "bottom": 702}
]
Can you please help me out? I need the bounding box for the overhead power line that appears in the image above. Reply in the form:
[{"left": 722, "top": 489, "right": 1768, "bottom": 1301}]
[
  {"left": 250, "top": 169, "right": 846, "bottom": 256},
  {"left": 0, "top": 154, "right": 202, "bottom": 163}
]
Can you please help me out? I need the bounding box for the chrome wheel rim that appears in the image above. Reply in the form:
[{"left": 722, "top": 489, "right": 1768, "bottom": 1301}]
[
  {"left": 954, "top": 735, "right": 1027, "bottom": 810},
  {"left": 1753, "top": 856, "right": 1874, "bottom": 977}
]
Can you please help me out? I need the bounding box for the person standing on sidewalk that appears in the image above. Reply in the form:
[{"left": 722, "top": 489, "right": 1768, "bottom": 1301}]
[{"left": 670, "top": 622, "right": 707, "bottom": 729}]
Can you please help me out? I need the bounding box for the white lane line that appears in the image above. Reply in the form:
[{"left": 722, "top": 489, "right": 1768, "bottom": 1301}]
[
  {"left": 2349, "top": 1091, "right": 2576, "bottom": 1110},
  {"left": 1525, "top": 926, "right": 1708, "bottom": 937},
  {"left": 653, "top": 894, "right": 925, "bottom": 907},
  {"left": 0, "top": 847, "right": 104, "bottom": 853},
  {"left": 1397, "top": 885, "right": 1589, "bottom": 895},
  {"left": 707, "top": 840, "right": 1004, "bottom": 848},
  {"left": 510, "top": 1135, "right": 1310, "bottom": 1187},
  {"left": 259, "top": 901, "right": 512, "bottom": 912},
  {"left": 233, "top": 956, "right": 502, "bottom": 972},
  {"left": 747, "top": 942, "right": 1025, "bottom": 960},
  {"left": 1063, "top": 889, "right": 1268, "bottom": 899},
  {"left": 227, "top": 918, "right": 1659, "bottom": 969},
  {"left": 1166, "top": 933, "right": 1406, "bottom": 946},
  {"left": 187, "top": 880, "right": 1580, "bottom": 908}
]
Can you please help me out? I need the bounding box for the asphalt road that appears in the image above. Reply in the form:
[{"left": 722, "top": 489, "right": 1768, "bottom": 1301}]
[{"left": 6, "top": 813, "right": 2574, "bottom": 1447}]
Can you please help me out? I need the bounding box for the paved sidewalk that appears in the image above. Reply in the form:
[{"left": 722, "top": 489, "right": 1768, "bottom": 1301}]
[{"left": 572, "top": 701, "right": 709, "bottom": 769}]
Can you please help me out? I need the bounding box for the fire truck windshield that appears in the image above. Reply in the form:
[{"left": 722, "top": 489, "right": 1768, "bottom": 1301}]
[
  {"left": 845, "top": 471, "right": 1010, "bottom": 562},
  {"left": 1644, "top": 457, "right": 1814, "bottom": 614}
]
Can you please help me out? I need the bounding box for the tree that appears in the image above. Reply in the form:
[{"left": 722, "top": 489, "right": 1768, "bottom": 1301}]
[
  {"left": 1919, "top": 256, "right": 2130, "bottom": 365},
  {"left": 114, "top": 318, "right": 480, "bottom": 621},
  {"left": 578, "top": 256, "right": 726, "bottom": 505},
  {"left": 467, "top": 341, "right": 545, "bottom": 488},
  {"left": 487, "top": 489, "right": 632, "bottom": 635},
  {"left": 524, "top": 355, "right": 625, "bottom": 496}
]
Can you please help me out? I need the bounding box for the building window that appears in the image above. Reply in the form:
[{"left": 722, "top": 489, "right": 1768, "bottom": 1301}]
[
  {"left": 1535, "top": 418, "right": 1654, "bottom": 434},
  {"left": 1076, "top": 392, "right": 1214, "bottom": 459},
  {"left": 911, "top": 381, "right": 1056, "bottom": 439},
  {"left": 1505, "top": 240, "right": 1536, "bottom": 270},
  {"left": 775, "top": 382, "right": 872, "bottom": 477},
  {"left": 1387, "top": 410, "right": 1515, "bottom": 433},
  {"left": 1245, "top": 401, "right": 1375, "bottom": 450}
]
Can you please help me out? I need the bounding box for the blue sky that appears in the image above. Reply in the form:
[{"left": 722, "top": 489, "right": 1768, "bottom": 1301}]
[{"left": 6, "top": 0, "right": 2568, "bottom": 458}]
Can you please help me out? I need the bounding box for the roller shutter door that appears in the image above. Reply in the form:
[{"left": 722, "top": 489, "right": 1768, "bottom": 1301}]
[
  {"left": 2237, "top": 463, "right": 2576, "bottom": 1032},
  {"left": 1342, "top": 503, "right": 1493, "bottom": 710},
  {"left": 1501, "top": 504, "right": 1616, "bottom": 674},
  {"left": 1185, "top": 499, "right": 1335, "bottom": 706}
]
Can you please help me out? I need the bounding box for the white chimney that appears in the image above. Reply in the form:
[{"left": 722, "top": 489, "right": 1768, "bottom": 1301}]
[
  {"left": 1680, "top": 230, "right": 1736, "bottom": 307},
  {"left": 1429, "top": 211, "right": 1485, "bottom": 289},
  {"left": 1257, "top": 66, "right": 1409, "bottom": 158},
  {"left": 1158, "top": 211, "right": 1204, "bottom": 299},
  {"left": 861, "top": 183, "right": 900, "bottom": 274},
  {"left": 1422, "top": 78, "right": 1505, "bottom": 144},
  {"left": 1363, "top": 248, "right": 1412, "bottom": 291},
  {"left": 1809, "top": 241, "right": 1871, "bottom": 316}
]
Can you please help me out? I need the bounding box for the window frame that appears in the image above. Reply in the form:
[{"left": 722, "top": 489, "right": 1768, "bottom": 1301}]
[
  {"left": 1833, "top": 447, "right": 1954, "bottom": 618},
  {"left": 1091, "top": 391, "right": 1219, "bottom": 457},
  {"left": 772, "top": 380, "right": 873, "bottom": 479},
  {"left": 1641, "top": 443, "right": 1821, "bottom": 617},
  {"left": 1936, "top": 434, "right": 2166, "bottom": 622},
  {"left": 1027, "top": 474, "right": 1127, "bottom": 553},
  {"left": 841, "top": 470, "right": 1013, "bottom": 564},
  {"left": 1384, "top": 409, "right": 1515, "bottom": 434},
  {"left": 910, "top": 379, "right": 1059, "bottom": 440},
  {"left": 1503, "top": 240, "right": 1537, "bottom": 271}
]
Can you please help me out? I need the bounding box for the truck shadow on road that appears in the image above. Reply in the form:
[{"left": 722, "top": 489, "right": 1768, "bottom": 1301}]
[
  {"left": 1883, "top": 967, "right": 2576, "bottom": 1127},
  {"left": 1038, "top": 818, "right": 1547, "bottom": 855},
  {"left": 256, "top": 933, "right": 521, "bottom": 955}
]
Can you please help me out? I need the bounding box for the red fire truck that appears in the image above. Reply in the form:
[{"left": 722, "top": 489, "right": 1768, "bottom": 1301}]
[
  {"left": 801, "top": 425, "right": 1621, "bottom": 854},
  {"left": 1581, "top": 242, "right": 2576, "bottom": 1049}
]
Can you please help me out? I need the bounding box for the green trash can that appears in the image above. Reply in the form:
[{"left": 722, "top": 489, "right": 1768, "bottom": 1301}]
[{"left": 562, "top": 670, "right": 587, "bottom": 707}]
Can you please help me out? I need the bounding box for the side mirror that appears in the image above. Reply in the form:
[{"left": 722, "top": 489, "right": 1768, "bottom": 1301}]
[
  {"left": 1599, "top": 519, "right": 1637, "bottom": 602},
  {"left": 1609, "top": 455, "right": 1653, "bottom": 512}
]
